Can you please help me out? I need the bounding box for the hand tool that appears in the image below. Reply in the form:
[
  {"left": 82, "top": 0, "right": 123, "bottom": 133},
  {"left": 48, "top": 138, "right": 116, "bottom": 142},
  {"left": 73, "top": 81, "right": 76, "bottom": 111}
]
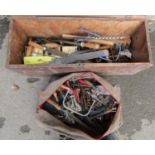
[
  {"left": 63, "top": 33, "right": 130, "bottom": 41},
  {"left": 99, "top": 45, "right": 112, "bottom": 50},
  {"left": 44, "top": 42, "right": 59, "bottom": 49},
  {"left": 68, "top": 95, "right": 82, "bottom": 112},
  {"left": 42, "top": 102, "right": 62, "bottom": 115},
  {"left": 61, "top": 40, "right": 104, "bottom": 50},
  {"left": 80, "top": 42, "right": 100, "bottom": 49},
  {"left": 80, "top": 27, "right": 130, "bottom": 40},
  {"left": 25, "top": 46, "right": 33, "bottom": 56},
  {"left": 47, "top": 99, "right": 62, "bottom": 111},
  {"left": 63, "top": 33, "right": 130, "bottom": 46},
  {"left": 51, "top": 50, "right": 110, "bottom": 64},
  {"left": 62, "top": 34, "right": 89, "bottom": 39},
  {"left": 28, "top": 40, "right": 43, "bottom": 49},
  {"left": 53, "top": 92, "right": 59, "bottom": 102},
  {"left": 62, "top": 34, "right": 114, "bottom": 46}
]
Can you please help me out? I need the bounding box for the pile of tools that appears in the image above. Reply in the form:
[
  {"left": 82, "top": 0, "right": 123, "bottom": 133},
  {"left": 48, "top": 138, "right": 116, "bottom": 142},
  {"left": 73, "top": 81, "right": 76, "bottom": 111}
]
[
  {"left": 23, "top": 28, "right": 132, "bottom": 64},
  {"left": 40, "top": 76, "right": 119, "bottom": 138}
]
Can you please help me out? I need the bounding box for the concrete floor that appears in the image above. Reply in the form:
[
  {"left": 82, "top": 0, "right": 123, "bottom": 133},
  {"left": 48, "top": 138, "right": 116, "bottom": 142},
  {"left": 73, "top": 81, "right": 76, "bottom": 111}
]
[{"left": 0, "top": 16, "right": 155, "bottom": 140}]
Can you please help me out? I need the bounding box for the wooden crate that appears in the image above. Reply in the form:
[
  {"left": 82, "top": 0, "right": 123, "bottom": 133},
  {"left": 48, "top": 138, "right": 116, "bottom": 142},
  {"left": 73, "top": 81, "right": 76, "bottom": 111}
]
[{"left": 6, "top": 15, "right": 153, "bottom": 75}]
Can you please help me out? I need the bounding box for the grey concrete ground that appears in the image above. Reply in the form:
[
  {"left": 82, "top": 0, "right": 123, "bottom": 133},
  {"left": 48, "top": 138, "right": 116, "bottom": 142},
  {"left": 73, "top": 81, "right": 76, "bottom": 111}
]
[{"left": 0, "top": 16, "right": 155, "bottom": 140}]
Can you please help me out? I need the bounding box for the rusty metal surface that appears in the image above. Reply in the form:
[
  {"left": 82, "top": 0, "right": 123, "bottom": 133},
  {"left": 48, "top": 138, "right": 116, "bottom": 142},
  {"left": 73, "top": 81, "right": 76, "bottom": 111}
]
[{"left": 7, "top": 15, "right": 153, "bottom": 75}]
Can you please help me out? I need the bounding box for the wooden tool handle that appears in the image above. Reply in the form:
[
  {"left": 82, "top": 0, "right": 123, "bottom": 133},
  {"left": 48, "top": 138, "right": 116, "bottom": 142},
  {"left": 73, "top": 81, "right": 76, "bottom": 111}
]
[
  {"left": 80, "top": 42, "right": 100, "bottom": 49},
  {"left": 28, "top": 41, "right": 43, "bottom": 49},
  {"left": 26, "top": 46, "right": 33, "bottom": 56},
  {"left": 60, "top": 85, "right": 71, "bottom": 91},
  {"left": 99, "top": 45, "right": 112, "bottom": 50},
  {"left": 62, "top": 34, "right": 87, "bottom": 39},
  {"left": 47, "top": 99, "right": 62, "bottom": 111},
  {"left": 45, "top": 43, "right": 59, "bottom": 49},
  {"left": 111, "top": 38, "right": 131, "bottom": 44},
  {"left": 87, "top": 39, "right": 114, "bottom": 46},
  {"left": 53, "top": 92, "right": 59, "bottom": 102}
]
